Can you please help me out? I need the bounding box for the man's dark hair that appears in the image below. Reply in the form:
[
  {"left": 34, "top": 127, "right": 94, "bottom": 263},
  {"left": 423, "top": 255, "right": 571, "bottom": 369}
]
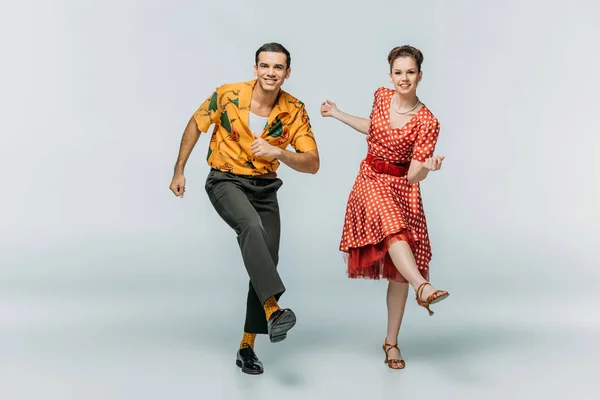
[{"left": 255, "top": 42, "right": 291, "bottom": 69}]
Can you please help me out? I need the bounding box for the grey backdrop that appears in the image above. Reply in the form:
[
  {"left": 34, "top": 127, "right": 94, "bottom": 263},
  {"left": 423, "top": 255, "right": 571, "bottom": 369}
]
[{"left": 1, "top": 0, "right": 599, "bottom": 399}]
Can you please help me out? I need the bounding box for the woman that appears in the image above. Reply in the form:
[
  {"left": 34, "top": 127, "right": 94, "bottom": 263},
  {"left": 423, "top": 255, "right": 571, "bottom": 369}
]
[{"left": 321, "top": 45, "right": 449, "bottom": 370}]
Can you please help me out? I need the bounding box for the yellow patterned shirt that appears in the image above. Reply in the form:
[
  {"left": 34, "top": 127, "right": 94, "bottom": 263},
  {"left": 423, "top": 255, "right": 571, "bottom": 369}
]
[{"left": 193, "top": 80, "right": 318, "bottom": 176}]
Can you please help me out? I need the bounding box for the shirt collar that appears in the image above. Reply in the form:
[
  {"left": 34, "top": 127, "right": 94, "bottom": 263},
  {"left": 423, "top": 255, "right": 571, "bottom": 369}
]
[{"left": 239, "top": 80, "right": 293, "bottom": 119}]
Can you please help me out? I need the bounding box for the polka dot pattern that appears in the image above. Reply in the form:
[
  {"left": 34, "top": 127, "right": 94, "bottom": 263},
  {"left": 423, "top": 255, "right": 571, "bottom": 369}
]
[
  {"left": 340, "top": 87, "right": 441, "bottom": 277},
  {"left": 240, "top": 332, "right": 257, "bottom": 349},
  {"left": 263, "top": 296, "right": 279, "bottom": 320}
]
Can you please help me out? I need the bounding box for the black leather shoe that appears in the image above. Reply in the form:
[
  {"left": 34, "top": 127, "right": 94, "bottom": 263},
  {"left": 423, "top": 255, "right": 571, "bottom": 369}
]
[
  {"left": 236, "top": 347, "right": 263, "bottom": 375},
  {"left": 267, "top": 308, "right": 296, "bottom": 343}
]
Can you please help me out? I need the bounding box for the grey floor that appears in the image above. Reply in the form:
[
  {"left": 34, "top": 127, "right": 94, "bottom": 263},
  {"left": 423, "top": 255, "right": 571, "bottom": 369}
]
[{"left": 1, "top": 257, "right": 597, "bottom": 400}]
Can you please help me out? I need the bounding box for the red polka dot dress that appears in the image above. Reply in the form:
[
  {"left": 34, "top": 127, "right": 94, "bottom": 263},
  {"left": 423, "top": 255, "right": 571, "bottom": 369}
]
[{"left": 340, "top": 87, "right": 441, "bottom": 283}]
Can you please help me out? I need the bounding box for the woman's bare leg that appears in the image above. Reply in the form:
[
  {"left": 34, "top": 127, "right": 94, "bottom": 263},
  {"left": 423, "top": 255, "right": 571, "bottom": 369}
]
[
  {"left": 387, "top": 241, "right": 446, "bottom": 302},
  {"left": 384, "top": 280, "right": 409, "bottom": 367}
]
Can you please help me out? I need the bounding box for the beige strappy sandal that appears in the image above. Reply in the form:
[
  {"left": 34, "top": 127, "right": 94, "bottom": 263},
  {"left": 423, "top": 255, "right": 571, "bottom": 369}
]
[
  {"left": 416, "top": 282, "right": 449, "bottom": 316},
  {"left": 382, "top": 341, "right": 406, "bottom": 369}
]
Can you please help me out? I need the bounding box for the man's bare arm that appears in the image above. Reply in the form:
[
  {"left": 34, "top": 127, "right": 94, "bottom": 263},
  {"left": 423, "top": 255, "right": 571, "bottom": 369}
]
[
  {"left": 275, "top": 148, "right": 320, "bottom": 174},
  {"left": 169, "top": 116, "right": 201, "bottom": 198},
  {"left": 174, "top": 116, "right": 201, "bottom": 175}
]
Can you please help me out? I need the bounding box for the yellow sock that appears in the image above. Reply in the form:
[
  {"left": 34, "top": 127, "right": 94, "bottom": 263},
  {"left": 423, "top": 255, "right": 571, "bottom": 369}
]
[
  {"left": 240, "top": 332, "right": 256, "bottom": 349},
  {"left": 263, "top": 296, "right": 280, "bottom": 320}
]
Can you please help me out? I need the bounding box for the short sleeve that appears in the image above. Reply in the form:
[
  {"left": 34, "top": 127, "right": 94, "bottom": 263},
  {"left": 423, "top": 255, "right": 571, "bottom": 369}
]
[
  {"left": 193, "top": 87, "right": 222, "bottom": 133},
  {"left": 368, "top": 87, "right": 385, "bottom": 121},
  {"left": 411, "top": 118, "right": 440, "bottom": 162},
  {"left": 289, "top": 104, "right": 318, "bottom": 153}
]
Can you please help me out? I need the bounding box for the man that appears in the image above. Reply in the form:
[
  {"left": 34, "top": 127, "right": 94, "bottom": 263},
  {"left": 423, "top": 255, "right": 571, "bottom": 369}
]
[{"left": 169, "top": 42, "right": 319, "bottom": 375}]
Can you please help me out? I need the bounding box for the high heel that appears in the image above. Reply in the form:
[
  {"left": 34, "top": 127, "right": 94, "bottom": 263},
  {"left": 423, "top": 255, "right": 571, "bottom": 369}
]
[
  {"left": 382, "top": 340, "right": 405, "bottom": 369},
  {"left": 416, "top": 282, "right": 449, "bottom": 316}
]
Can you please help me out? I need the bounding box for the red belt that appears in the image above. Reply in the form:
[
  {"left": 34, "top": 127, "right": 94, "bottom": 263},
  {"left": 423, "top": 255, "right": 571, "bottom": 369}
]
[{"left": 365, "top": 154, "right": 409, "bottom": 177}]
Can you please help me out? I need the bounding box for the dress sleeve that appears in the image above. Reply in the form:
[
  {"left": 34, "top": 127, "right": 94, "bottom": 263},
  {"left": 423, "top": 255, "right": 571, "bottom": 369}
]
[
  {"left": 411, "top": 118, "right": 440, "bottom": 162},
  {"left": 368, "top": 87, "right": 384, "bottom": 121}
]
